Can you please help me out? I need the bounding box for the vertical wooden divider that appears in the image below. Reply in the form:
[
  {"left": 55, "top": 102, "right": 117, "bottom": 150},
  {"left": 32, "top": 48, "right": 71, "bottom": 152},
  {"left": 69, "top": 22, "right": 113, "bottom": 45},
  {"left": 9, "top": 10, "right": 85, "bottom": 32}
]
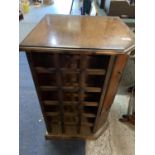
[
  {"left": 53, "top": 53, "right": 65, "bottom": 133},
  {"left": 78, "top": 54, "right": 87, "bottom": 133},
  {"left": 70, "top": 55, "right": 79, "bottom": 130}
]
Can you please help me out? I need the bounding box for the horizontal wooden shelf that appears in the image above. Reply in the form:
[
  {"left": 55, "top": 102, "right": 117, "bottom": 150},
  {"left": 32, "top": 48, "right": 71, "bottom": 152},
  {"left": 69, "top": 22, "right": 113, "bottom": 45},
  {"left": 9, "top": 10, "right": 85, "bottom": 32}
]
[
  {"left": 85, "top": 87, "right": 101, "bottom": 93},
  {"left": 35, "top": 67, "right": 106, "bottom": 75},
  {"left": 50, "top": 121, "right": 93, "bottom": 128},
  {"left": 63, "top": 101, "right": 78, "bottom": 106},
  {"left": 81, "top": 122, "right": 94, "bottom": 127},
  {"left": 64, "top": 122, "right": 78, "bottom": 126},
  {"left": 46, "top": 112, "right": 96, "bottom": 118},
  {"left": 50, "top": 121, "right": 61, "bottom": 124},
  {"left": 40, "top": 86, "right": 57, "bottom": 91},
  {"left": 46, "top": 112, "right": 59, "bottom": 116},
  {"left": 86, "top": 69, "right": 106, "bottom": 75},
  {"left": 82, "top": 101, "right": 98, "bottom": 106},
  {"left": 43, "top": 100, "right": 98, "bottom": 107},
  {"left": 35, "top": 67, "right": 56, "bottom": 73},
  {"left": 64, "top": 112, "right": 78, "bottom": 116},
  {"left": 64, "top": 122, "right": 93, "bottom": 127},
  {"left": 43, "top": 100, "right": 59, "bottom": 105},
  {"left": 61, "top": 68, "right": 80, "bottom": 74},
  {"left": 40, "top": 86, "right": 102, "bottom": 92},
  {"left": 82, "top": 113, "right": 96, "bottom": 118},
  {"left": 40, "top": 86, "right": 78, "bottom": 92}
]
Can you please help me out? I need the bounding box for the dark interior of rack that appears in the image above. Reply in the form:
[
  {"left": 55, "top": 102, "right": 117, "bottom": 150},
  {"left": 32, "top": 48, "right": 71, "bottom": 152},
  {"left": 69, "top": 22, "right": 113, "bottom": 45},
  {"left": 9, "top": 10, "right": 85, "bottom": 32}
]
[{"left": 30, "top": 52, "right": 110, "bottom": 136}]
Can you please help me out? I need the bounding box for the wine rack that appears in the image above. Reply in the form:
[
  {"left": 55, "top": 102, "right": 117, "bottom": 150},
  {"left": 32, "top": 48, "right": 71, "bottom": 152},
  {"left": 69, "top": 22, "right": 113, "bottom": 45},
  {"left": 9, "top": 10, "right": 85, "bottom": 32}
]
[
  {"left": 20, "top": 15, "right": 134, "bottom": 139},
  {"left": 26, "top": 52, "right": 113, "bottom": 137}
]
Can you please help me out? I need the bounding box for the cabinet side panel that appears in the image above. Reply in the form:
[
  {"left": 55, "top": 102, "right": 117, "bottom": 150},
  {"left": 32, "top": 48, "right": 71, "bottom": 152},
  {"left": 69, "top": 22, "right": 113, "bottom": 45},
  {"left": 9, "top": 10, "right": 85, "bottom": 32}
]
[
  {"left": 26, "top": 52, "right": 51, "bottom": 132},
  {"left": 93, "top": 55, "right": 116, "bottom": 132},
  {"left": 95, "top": 54, "right": 128, "bottom": 131}
]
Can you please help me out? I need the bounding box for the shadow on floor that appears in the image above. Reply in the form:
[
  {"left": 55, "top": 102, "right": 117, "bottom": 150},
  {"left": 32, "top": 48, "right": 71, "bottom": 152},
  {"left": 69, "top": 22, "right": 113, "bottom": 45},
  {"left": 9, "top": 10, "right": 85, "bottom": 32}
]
[{"left": 48, "top": 140, "right": 85, "bottom": 155}]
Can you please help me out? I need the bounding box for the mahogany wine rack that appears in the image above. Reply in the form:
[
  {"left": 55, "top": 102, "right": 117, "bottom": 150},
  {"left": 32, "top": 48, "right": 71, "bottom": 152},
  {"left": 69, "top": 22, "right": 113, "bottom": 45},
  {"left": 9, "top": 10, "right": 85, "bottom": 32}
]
[{"left": 19, "top": 15, "right": 134, "bottom": 139}]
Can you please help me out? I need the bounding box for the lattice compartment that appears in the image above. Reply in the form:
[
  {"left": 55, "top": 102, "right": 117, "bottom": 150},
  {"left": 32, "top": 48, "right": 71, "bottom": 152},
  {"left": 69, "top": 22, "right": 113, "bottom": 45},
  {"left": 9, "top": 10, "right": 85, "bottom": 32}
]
[
  {"left": 84, "top": 92, "right": 101, "bottom": 102},
  {"left": 61, "top": 73, "right": 80, "bottom": 87},
  {"left": 85, "top": 75, "right": 105, "bottom": 87},
  {"left": 64, "top": 115, "right": 79, "bottom": 124},
  {"left": 46, "top": 115, "right": 60, "bottom": 124},
  {"left": 41, "top": 91, "right": 59, "bottom": 100},
  {"left": 63, "top": 92, "right": 79, "bottom": 102},
  {"left": 31, "top": 52, "right": 55, "bottom": 68},
  {"left": 59, "top": 54, "right": 81, "bottom": 68},
  {"left": 37, "top": 73, "right": 57, "bottom": 86},
  {"left": 87, "top": 55, "right": 110, "bottom": 69},
  {"left": 30, "top": 52, "right": 111, "bottom": 136},
  {"left": 83, "top": 106, "right": 98, "bottom": 116},
  {"left": 50, "top": 122, "right": 62, "bottom": 134},
  {"left": 44, "top": 105, "right": 59, "bottom": 112}
]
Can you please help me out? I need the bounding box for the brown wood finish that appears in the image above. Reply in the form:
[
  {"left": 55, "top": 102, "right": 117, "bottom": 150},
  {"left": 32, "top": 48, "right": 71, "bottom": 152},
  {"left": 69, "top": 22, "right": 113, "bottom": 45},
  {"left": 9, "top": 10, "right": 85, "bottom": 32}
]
[
  {"left": 95, "top": 54, "right": 129, "bottom": 131},
  {"left": 103, "top": 54, "right": 128, "bottom": 112},
  {"left": 93, "top": 55, "right": 115, "bottom": 132},
  {"left": 20, "top": 15, "right": 134, "bottom": 52},
  {"left": 53, "top": 53, "right": 65, "bottom": 133},
  {"left": 20, "top": 15, "right": 134, "bottom": 140}
]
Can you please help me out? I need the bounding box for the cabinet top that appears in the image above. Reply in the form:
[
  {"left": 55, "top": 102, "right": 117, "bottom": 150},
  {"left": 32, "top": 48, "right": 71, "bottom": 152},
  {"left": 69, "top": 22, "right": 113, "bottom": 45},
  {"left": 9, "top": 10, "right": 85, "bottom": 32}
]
[{"left": 20, "top": 15, "right": 134, "bottom": 53}]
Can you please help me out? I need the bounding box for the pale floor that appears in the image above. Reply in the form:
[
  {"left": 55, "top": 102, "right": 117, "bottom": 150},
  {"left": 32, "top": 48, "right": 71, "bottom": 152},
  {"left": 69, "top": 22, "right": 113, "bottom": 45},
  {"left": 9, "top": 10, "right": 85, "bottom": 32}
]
[{"left": 19, "top": 1, "right": 135, "bottom": 155}]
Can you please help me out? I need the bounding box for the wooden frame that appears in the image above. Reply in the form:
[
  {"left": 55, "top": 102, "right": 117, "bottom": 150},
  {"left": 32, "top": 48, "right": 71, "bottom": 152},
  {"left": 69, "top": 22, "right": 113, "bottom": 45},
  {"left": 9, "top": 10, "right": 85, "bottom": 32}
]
[
  {"left": 19, "top": 15, "right": 134, "bottom": 139},
  {"left": 25, "top": 51, "right": 128, "bottom": 139}
]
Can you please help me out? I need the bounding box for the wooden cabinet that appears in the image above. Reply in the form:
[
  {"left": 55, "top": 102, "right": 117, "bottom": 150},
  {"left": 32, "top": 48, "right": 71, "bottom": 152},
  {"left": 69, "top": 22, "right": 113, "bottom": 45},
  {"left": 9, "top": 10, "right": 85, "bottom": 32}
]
[
  {"left": 104, "top": 0, "right": 135, "bottom": 18},
  {"left": 19, "top": 15, "right": 134, "bottom": 139}
]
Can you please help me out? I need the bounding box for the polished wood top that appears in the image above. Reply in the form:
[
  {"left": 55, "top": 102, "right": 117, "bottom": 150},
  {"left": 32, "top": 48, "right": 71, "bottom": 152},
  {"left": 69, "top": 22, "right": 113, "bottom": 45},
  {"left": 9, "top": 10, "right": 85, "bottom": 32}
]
[{"left": 20, "top": 15, "right": 134, "bottom": 53}]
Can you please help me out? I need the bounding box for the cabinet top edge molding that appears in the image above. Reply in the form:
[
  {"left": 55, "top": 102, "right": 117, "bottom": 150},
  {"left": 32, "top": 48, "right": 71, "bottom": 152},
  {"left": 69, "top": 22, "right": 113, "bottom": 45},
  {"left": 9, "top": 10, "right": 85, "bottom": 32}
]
[{"left": 20, "top": 14, "right": 135, "bottom": 53}]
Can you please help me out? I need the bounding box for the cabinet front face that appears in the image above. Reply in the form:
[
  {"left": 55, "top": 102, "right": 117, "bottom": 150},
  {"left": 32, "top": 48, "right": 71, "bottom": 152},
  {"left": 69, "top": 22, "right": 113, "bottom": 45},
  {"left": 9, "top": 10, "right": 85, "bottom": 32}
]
[{"left": 26, "top": 51, "right": 117, "bottom": 138}]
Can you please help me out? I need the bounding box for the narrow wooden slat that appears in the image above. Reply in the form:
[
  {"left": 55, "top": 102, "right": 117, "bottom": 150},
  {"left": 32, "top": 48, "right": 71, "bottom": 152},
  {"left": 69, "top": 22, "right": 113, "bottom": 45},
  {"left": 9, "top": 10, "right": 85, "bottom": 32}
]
[
  {"left": 64, "top": 122, "right": 78, "bottom": 126},
  {"left": 85, "top": 87, "right": 101, "bottom": 92},
  {"left": 46, "top": 112, "right": 59, "bottom": 116},
  {"left": 40, "top": 86, "right": 77, "bottom": 91},
  {"left": 35, "top": 67, "right": 106, "bottom": 75},
  {"left": 63, "top": 101, "right": 78, "bottom": 105},
  {"left": 63, "top": 86, "right": 79, "bottom": 92},
  {"left": 50, "top": 121, "right": 60, "bottom": 124},
  {"left": 40, "top": 86, "right": 57, "bottom": 91},
  {"left": 35, "top": 67, "right": 56, "bottom": 73},
  {"left": 64, "top": 112, "right": 78, "bottom": 116},
  {"left": 81, "top": 122, "right": 94, "bottom": 127},
  {"left": 53, "top": 53, "right": 65, "bottom": 133},
  {"left": 83, "top": 102, "right": 98, "bottom": 106},
  {"left": 82, "top": 113, "right": 96, "bottom": 118},
  {"left": 61, "top": 68, "right": 80, "bottom": 74},
  {"left": 86, "top": 69, "right": 106, "bottom": 75},
  {"left": 43, "top": 100, "right": 59, "bottom": 105},
  {"left": 35, "top": 67, "right": 80, "bottom": 74},
  {"left": 78, "top": 55, "right": 88, "bottom": 133},
  {"left": 62, "top": 55, "right": 80, "bottom": 134},
  {"left": 44, "top": 100, "right": 98, "bottom": 106},
  {"left": 40, "top": 86, "right": 101, "bottom": 93}
]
